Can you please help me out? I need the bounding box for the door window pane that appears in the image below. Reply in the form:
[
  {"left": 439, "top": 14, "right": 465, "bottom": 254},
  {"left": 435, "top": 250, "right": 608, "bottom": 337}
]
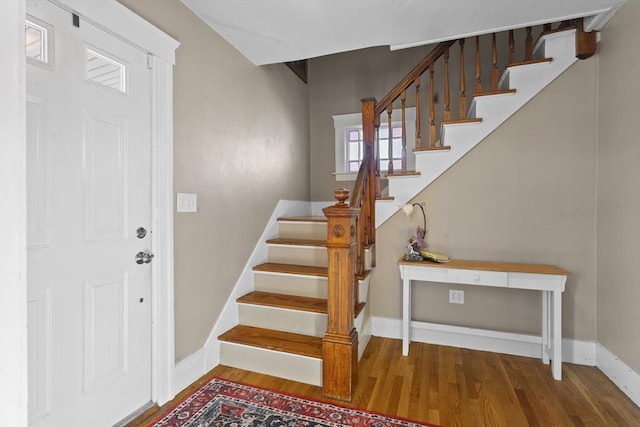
[
  {"left": 86, "top": 48, "right": 126, "bottom": 93},
  {"left": 26, "top": 21, "right": 47, "bottom": 63}
]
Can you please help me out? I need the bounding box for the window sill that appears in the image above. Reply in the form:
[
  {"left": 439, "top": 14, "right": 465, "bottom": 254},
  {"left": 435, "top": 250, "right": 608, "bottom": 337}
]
[{"left": 333, "top": 172, "right": 357, "bottom": 182}]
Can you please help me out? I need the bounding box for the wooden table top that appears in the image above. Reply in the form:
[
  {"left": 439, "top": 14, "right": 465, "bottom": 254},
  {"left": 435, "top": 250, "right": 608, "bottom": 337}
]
[{"left": 398, "top": 258, "right": 570, "bottom": 276}]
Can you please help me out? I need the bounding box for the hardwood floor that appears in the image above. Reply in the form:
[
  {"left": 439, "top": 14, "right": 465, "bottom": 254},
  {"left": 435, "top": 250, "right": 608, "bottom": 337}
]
[{"left": 128, "top": 337, "right": 640, "bottom": 426}]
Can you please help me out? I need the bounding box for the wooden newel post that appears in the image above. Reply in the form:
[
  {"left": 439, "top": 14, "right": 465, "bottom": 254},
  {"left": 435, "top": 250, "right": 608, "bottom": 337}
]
[{"left": 322, "top": 189, "right": 359, "bottom": 401}]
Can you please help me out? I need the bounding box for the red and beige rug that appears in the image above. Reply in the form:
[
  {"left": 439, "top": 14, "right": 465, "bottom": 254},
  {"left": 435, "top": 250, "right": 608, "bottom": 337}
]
[{"left": 149, "top": 377, "right": 436, "bottom": 426}]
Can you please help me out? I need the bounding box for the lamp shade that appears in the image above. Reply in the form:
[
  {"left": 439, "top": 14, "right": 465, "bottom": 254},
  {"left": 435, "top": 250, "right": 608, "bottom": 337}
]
[
  {"left": 400, "top": 204, "right": 414, "bottom": 217},
  {"left": 400, "top": 202, "right": 427, "bottom": 232}
]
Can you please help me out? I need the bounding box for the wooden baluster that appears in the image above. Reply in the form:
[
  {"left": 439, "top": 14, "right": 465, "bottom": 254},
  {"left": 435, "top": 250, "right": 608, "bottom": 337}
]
[
  {"left": 444, "top": 47, "right": 451, "bottom": 122},
  {"left": 386, "top": 106, "right": 393, "bottom": 174},
  {"left": 374, "top": 117, "right": 380, "bottom": 198},
  {"left": 414, "top": 77, "right": 421, "bottom": 149},
  {"left": 508, "top": 30, "right": 515, "bottom": 64},
  {"left": 362, "top": 97, "right": 378, "bottom": 198},
  {"left": 428, "top": 63, "right": 436, "bottom": 148},
  {"left": 365, "top": 99, "right": 377, "bottom": 265},
  {"left": 525, "top": 26, "right": 533, "bottom": 61},
  {"left": 322, "top": 189, "right": 358, "bottom": 402},
  {"left": 491, "top": 33, "right": 498, "bottom": 91},
  {"left": 459, "top": 39, "right": 466, "bottom": 119},
  {"left": 400, "top": 90, "right": 407, "bottom": 171},
  {"left": 475, "top": 35, "right": 482, "bottom": 94}
]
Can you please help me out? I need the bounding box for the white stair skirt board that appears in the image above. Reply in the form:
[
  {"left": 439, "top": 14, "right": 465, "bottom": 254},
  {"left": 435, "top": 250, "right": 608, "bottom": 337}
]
[
  {"left": 220, "top": 342, "right": 323, "bottom": 387},
  {"left": 371, "top": 316, "right": 597, "bottom": 367},
  {"left": 597, "top": 344, "right": 640, "bottom": 408},
  {"left": 375, "top": 29, "right": 578, "bottom": 228},
  {"left": 170, "top": 200, "right": 312, "bottom": 396}
]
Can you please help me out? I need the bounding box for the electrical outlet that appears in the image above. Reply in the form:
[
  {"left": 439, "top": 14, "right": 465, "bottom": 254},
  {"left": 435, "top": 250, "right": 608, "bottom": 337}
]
[{"left": 449, "top": 289, "right": 464, "bottom": 304}]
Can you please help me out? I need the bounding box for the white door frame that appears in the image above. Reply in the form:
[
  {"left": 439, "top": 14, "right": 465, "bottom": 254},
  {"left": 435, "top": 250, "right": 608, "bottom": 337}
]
[
  {"left": 0, "top": 3, "right": 179, "bottom": 425},
  {"left": 0, "top": 1, "right": 28, "bottom": 426}
]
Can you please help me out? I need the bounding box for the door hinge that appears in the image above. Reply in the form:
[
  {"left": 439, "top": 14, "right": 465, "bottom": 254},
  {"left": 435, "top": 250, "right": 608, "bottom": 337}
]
[{"left": 146, "top": 53, "right": 154, "bottom": 70}]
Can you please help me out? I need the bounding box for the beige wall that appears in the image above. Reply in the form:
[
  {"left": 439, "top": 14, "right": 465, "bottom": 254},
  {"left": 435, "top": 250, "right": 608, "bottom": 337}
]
[
  {"left": 118, "top": 0, "right": 310, "bottom": 361},
  {"left": 597, "top": 2, "right": 640, "bottom": 373},
  {"left": 373, "top": 60, "right": 598, "bottom": 340}
]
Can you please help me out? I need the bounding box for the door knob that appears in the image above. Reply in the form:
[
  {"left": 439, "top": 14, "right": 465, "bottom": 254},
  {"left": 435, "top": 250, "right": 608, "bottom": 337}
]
[{"left": 135, "top": 250, "right": 154, "bottom": 264}]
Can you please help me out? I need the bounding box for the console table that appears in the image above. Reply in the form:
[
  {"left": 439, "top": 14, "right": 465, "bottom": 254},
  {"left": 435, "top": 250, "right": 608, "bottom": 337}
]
[{"left": 398, "top": 259, "right": 569, "bottom": 380}]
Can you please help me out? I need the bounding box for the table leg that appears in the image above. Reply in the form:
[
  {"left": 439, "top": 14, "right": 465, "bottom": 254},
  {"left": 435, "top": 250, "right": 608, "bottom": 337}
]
[
  {"left": 542, "top": 290, "right": 550, "bottom": 365},
  {"left": 402, "top": 277, "right": 411, "bottom": 356},
  {"left": 552, "top": 289, "right": 563, "bottom": 380}
]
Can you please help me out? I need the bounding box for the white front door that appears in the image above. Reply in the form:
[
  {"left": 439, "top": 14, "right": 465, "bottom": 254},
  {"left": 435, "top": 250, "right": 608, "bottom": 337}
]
[{"left": 27, "top": 1, "right": 153, "bottom": 425}]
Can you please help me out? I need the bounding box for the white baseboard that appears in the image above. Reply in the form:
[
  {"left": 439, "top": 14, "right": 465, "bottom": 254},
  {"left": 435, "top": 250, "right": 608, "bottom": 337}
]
[
  {"left": 597, "top": 344, "right": 640, "bottom": 408},
  {"left": 172, "top": 348, "right": 205, "bottom": 396},
  {"left": 371, "top": 316, "right": 596, "bottom": 366}
]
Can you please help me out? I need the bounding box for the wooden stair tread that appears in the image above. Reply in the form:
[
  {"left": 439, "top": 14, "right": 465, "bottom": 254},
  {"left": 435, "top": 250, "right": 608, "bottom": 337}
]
[
  {"left": 414, "top": 145, "right": 451, "bottom": 152},
  {"left": 376, "top": 195, "right": 395, "bottom": 201},
  {"left": 278, "top": 216, "right": 327, "bottom": 223},
  {"left": 442, "top": 118, "right": 483, "bottom": 125},
  {"left": 385, "top": 171, "right": 420, "bottom": 177},
  {"left": 266, "top": 238, "right": 326, "bottom": 247},
  {"left": 238, "top": 291, "right": 327, "bottom": 313},
  {"left": 507, "top": 57, "right": 553, "bottom": 68},
  {"left": 253, "top": 262, "right": 328, "bottom": 277},
  {"left": 219, "top": 325, "right": 322, "bottom": 359},
  {"left": 474, "top": 88, "right": 516, "bottom": 97}
]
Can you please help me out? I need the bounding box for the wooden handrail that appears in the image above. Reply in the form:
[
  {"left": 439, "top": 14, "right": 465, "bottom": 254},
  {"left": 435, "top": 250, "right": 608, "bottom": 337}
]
[{"left": 374, "top": 40, "right": 456, "bottom": 117}]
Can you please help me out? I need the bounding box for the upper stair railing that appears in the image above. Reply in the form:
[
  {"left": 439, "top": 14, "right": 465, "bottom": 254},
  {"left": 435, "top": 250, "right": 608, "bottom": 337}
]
[{"left": 322, "top": 18, "right": 595, "bottom": 402}]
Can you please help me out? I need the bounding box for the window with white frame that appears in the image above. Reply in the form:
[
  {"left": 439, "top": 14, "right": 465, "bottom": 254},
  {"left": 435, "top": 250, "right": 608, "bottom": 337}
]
[{"left": 333, "top": 108, "right": 416, "bottom": 181}]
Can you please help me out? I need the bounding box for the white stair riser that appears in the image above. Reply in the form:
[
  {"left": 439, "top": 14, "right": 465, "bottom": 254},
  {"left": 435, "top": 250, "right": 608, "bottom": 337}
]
[
  {"left": 440, "top": 121, "right": 483, "bottom": 145},
  {"left": 238, "top": 304, "right": 327, "bottom": 336},
  {"left": 268, "top": 245, "right": 327, "bottom": 267},
  {"left": 220, "top": 342, "right": 323, "bottom": 386},
  {"left": 278, "top": 221, "right": 327, "bottom": 240},
  {"left": 254, "top": 272, "right": 328, "bottom": 299},
  {"left": 252, "top": 268, "right": 370, "bottom": 302}
]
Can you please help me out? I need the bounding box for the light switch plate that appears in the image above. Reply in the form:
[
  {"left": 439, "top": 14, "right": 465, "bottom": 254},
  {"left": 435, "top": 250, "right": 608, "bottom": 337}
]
[{"left": 177, "top": 193, "right": 197, "bottom": 213}]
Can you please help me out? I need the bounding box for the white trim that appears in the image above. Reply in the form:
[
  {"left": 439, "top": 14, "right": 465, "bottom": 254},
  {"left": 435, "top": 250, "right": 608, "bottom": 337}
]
[
  {"left": 51, "top": 0, "right": 179, "bottom": 64},
  {"left": 0, "top": 1, "right": 28, "bottom": 426},
  {"left": 172, "top": 349, "right": 206, "bottom": 396},
  {"left": 149, "top": 55, "right": 176, "bottom": 405},
  {"left": 597, "top": 344, "right": 640, "bottom": 408},
  {"left": 371, "top": 316, "right": 597, "bottom": 366},
  {"left": 171, "top": 200, "right": 312, "bottom": 394}
]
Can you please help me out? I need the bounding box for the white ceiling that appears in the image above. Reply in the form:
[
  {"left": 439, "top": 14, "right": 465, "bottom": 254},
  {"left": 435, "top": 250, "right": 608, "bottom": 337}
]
[{"left": 180, "top": 0, "right": 625, "bottom": 66}]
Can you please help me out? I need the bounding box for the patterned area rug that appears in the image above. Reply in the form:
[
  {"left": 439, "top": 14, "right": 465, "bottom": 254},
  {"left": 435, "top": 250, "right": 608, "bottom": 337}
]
[{"left": 150, "top": 377, "right": 436, "bottom": 426}]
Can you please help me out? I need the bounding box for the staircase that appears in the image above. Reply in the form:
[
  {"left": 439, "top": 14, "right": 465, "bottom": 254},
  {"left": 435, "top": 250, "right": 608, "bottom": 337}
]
[
  {"left": 375, "top": 26, "right": 592, "bottom": 227},
  {"left": 214, "top": 21, "right": 596, "bottom": 401},
  {"left": 218, "top": 217, "right": 372, "bottom": 387}
]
